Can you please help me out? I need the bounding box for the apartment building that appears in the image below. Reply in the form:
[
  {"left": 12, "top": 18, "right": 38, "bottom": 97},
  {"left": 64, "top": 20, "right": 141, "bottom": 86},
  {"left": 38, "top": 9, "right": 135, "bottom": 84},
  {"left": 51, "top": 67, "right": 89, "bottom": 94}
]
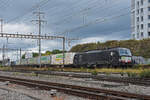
[{"left": 131, "top": 0, "right": 150, "bottom": 39}]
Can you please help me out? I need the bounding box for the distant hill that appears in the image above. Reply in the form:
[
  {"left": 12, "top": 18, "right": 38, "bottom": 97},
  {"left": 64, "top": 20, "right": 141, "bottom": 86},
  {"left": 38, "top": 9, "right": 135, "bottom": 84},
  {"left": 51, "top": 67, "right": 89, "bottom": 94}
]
[{"left": 70, "top": 39, "right": 150, "bottom": 58}]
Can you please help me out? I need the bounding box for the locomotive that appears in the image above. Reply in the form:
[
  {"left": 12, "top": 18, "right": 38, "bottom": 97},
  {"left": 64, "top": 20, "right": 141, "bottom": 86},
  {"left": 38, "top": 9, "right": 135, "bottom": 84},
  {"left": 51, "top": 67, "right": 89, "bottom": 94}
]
[
  {"left": 15, "top": 47, "right": 133, "bottom": 68},
  {"left": 74, "top": 48, "right": 133, "bottom": 68}
]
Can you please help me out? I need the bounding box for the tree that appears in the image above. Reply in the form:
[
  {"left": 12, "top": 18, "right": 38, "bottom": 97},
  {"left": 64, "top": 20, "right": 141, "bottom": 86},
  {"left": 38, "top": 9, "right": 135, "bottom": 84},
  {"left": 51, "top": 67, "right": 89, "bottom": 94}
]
[
  {"left": 22, "top": 54, "right": 25, "bottom": 59},
  {"left": 45, "top": 51, "right": 52, "bottom": 55},
  {"left": 70, "top": 39, "right": 150, "bottom": 58},
  {"left": 52, "top": 49, "right": 62, "bottom": 54},
  {"left": 33, "top": 53, "right": 39, "bottom": 57}
]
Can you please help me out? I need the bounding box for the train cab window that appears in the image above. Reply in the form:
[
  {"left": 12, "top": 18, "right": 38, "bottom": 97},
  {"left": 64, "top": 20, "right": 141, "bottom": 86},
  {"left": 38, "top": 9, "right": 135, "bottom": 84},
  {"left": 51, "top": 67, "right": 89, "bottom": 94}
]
[{"left": 119, "top": 48, "right": 132, "bottom": 56}]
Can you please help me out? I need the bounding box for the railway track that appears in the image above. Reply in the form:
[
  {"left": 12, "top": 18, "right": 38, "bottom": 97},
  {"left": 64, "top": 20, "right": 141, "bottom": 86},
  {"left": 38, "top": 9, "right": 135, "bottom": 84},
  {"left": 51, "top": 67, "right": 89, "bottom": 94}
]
[
  {"left": 33, "top": 70, "right": 150, "bottom": 86},
  {"left": 4, "top": 69, "right": 150, "bottom": 86},
  {"left": 0, "top": 75, "right": 150, "bottom": 100}
]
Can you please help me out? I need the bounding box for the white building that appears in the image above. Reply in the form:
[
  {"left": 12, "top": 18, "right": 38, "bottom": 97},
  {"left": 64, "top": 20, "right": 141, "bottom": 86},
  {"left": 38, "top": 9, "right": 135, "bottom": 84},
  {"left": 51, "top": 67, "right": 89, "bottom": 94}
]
[{"left": 131, "top": 0, "right": 150, "bottom": 39}]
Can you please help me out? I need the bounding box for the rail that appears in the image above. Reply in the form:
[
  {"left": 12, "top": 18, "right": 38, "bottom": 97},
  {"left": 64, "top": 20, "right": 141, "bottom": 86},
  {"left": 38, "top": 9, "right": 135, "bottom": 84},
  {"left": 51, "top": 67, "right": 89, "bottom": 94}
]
[{"left": 0, "top": 76, "right": 149, "bottom": 100}]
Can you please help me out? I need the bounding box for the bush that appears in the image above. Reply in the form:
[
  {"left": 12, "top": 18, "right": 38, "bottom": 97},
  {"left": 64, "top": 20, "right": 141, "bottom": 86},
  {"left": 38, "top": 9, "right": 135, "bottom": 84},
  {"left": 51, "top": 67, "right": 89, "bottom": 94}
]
[
  {"left": 91, "top": 70, "right": 98, "bottom": 75},
  {"left": 127, "top": 72, "right": 137, "bottom": 78},
  {"left": 139, "top": 70, "right": 150, "bottom": 78},
  {"left": 133, "top": 65, "right": 141, "bottom": 69},
  {"left": 80, "top": 67, "right": 86, "bottom": 72},
  {"left": 70, "top": 39, "right": 150, "bottom": 58}
]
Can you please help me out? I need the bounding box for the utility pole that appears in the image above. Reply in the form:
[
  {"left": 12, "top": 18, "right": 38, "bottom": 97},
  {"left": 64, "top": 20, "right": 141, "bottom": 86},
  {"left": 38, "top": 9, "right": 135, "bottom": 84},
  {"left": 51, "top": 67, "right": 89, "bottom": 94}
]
[
  {"left": 20, "top": 48, "right": 22, "bottom": 65},
  {"left": 32, "top": 10, "right": 46, "bottom": 67},
  {"left": 1, "top": 19, "right": 4, "bottom": 65},
  {"left": 0, "top": 19, "right": 3, "bottom": 33},
  {"left": 62, "top": 37, "right": 65, "bottom": 68},
  {"left": 16, "top": 49, "right": 19, "bottom": 61},
  {"left": 2, "top": 44, "right": 5, "bottom": 66},
  {"left": 82, "top": 9, "right": 89, "bottom": 25}
]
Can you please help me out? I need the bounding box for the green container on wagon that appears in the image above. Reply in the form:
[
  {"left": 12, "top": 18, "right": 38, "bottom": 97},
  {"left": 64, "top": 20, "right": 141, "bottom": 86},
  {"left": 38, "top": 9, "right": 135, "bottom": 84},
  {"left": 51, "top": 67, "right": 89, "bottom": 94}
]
[
  {"left": 41, "top": 56, "right": 51, "bottom": 64},
  {"left": 36, "top": 56, "right": 51, "bottom": 64}
]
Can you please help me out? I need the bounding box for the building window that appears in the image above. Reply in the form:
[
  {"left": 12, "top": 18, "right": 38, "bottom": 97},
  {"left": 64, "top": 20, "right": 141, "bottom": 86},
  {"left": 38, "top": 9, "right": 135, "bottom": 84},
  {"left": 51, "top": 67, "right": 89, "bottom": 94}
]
[
  {"left": 141, "top": 24, "right": 144, "bottom": 29},
  {"left": 148, "top": 15, "right": 150, "bottom": 19},
  {"left": 137, "top": 33, "right": 139, "bottom": 38},
  {"left": 148, "top": 23, "right": 150, "bottom": 27},
  {"left": 148, "top": 32, "right": 150, "bottom": 36},
  {"left": 137, "top": 9, "right": 139, "bottom": 14},
  {"left": 137, "top": 1, "right": 139, "bottom": 7},
  {"left": 141, "top": 0, "right": 143, "bottom": 5},
  {"left": 141, "top": 8, "right": 143, "bottom": 13},
  {"left": 149, "top": 0, "right": 150, "bottom": 3},
  {"left": 141, "top": 32, "right": 143, "bottom": 37},
  {"left": 148, "top": 7, "right": 150, "bottom": 11},
  {"left": 141, "top": 16, "right": 143, "bottom": 21},
  {"left": 137, "top": 17, "right": 139, "bottom": 22},
  {"left": 137, "top": 25, "right": 139, "bottom": 29}
]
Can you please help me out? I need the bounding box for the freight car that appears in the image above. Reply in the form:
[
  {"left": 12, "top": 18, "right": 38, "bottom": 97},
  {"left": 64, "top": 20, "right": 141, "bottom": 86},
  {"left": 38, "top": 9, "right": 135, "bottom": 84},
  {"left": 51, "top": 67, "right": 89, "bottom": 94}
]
[
  {"left": 51, "top": 53, "right": 76, "bottom": 66},
  {"left": 14, "top": 47, "right": 133, "bottom": 68},
  {"left": 15, "top": 53, "right": 76, "bottom": 67},
  {"left": 16, "top": 56, "right": 51, "bottom": 67},
  {"left": 73, "top": 48, "right": 133, "bottom": 68}
]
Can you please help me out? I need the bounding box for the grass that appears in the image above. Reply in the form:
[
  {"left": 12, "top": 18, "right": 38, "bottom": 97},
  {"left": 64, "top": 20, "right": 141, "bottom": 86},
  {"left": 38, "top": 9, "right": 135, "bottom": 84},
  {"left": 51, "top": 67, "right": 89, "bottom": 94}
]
[
  {"left": 0, "top": 66, "right": 12, "bottom": 71},
  {"left": 95, "top": 68, "right": 143, "bottom": 74},
  {"left": 0, "top": 65, "right": 150, "bottom": 78},
  {"left": 91, "top": 70, "right": 98, "bottom": 75},
  {"left": 46, "top": 67, "right": 150, "bottom": 78},
  {"left": 0, "top": 66, "right": 147, "bottom": 74},
  {"left": 139, "top": 70, "right": 150, "bottom": 78}
]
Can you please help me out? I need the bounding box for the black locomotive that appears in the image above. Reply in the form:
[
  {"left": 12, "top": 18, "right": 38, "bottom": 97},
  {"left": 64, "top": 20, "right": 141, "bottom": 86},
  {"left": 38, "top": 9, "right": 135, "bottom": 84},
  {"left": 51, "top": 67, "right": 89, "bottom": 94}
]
[{"left": 73, "top": 48, "right": 133, "bottom": 68}]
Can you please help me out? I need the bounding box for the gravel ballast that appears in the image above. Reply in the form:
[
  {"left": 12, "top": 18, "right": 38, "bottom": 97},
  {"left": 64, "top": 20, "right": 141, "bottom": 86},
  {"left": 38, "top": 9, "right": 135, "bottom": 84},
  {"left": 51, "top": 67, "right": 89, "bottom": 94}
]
[{"left": 0, "top": 71, "right": 149, "bottom": 98}]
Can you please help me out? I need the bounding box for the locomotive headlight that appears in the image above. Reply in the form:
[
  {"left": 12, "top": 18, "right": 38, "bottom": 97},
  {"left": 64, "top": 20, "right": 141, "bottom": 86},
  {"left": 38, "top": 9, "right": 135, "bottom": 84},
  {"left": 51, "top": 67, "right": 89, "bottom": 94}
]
[{"left": 119, "top": 59, "right": 122, "bottom": 62}]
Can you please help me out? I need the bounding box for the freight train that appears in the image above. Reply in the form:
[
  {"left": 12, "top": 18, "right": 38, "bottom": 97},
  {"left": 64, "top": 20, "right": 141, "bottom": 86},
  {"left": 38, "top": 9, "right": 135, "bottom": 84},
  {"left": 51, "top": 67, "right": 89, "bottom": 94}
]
[{"left": 15, "top": 47, "right": 133, "bottom": 68}]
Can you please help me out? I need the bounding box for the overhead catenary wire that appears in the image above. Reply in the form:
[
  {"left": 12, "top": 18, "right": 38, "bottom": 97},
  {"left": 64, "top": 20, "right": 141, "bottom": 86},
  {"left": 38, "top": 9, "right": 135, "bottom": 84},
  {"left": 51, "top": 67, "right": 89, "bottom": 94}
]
[
  {"left": 46, "top": 0, "right": 124, "bottom": 34},
  {"left": 6, "top": 0, "right": 121, "bottom": 28},
  {"left": 53, "top": 4, "right": 150, "bottom": 37},
  {"left": 6, "top": 0, "right": 51, "bottom": 23},
  {"left": 47, "top": 0, "right": 126, "bottom": 33},
  {"left": 55, "top": 10, "right": 130, "bottom": 36},
  {"left": 6, "top": 0, "right": 86, "bottom": 23},
  {"left": 0, "top": 0, "right": 11, "bottom": 10},
  {"left": 52, "top": 2, "right": 130, "bottom": 36},
  {"left": 0, "top": 0, "right": 130, "bottom": 61},
  {"left": 45, "top": 0, "right": 98, "bottom": 16},
  {"left": 44, "top": 0, "right": 102, "bottom": 24},
  {"left": 52, "top": 0, "right": 119, "bottom": 25},
  {"left": 47, "top": 0, "right": 106, "bottom": 24}
]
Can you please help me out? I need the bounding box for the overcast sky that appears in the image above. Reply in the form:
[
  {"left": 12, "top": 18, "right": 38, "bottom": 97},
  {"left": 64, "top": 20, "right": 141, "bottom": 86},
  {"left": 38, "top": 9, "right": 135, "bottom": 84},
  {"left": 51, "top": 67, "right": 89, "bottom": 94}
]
[{"left": 0, "top": 0, "right": 131, "bottom": 60}]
